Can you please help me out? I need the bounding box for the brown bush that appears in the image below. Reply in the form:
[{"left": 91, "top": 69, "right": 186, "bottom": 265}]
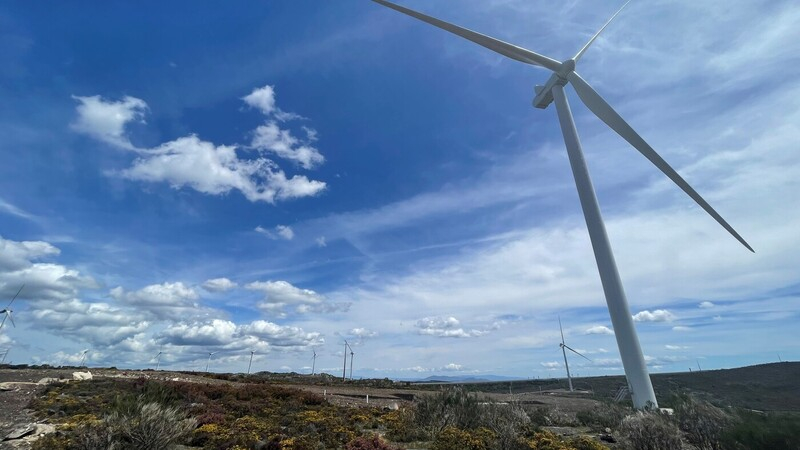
[
  {"left": 617, "top": 411, "right": 682, "bottom": 450},
  {"left": 671, "top": 394, "right": 733, "bottom": 450}
]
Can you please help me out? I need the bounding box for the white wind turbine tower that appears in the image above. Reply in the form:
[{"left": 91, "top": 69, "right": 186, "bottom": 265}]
[
  {"left": 342, "top": 341, "right": 349, "bottom": 381},
  {"left": 311, "top": 349, "right": 317, "bottom": 375},
  {"left": 0, "top": 285, "right": 24, "bottom": 330},
  {"left": 247, "top": 350, "right": 255, "bottom": 375},
  {"left": 347, "top": 343, "right": 355, "bottom": 380},
  {"left": 558, "top": 317, "right": 591, "bottom": 392},
  {"left": 205, "top": 351, "right": 217, "bottom": 373},
  {"left": 371, "top": 0, "right": 753, "bottom": 409}
]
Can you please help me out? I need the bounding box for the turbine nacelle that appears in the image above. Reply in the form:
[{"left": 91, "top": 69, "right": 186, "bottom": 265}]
[{"left": 533, "top": 59, "right": 576, "bottom": 109}]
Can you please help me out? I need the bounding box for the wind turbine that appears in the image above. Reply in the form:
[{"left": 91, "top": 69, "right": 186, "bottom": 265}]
[
  {"left": 371, "top": 0, "right": 754, "bottom": 409},
  {"left": 347, "top": 343, "right": 355, "bottom": 380},
  {"left": 0, "top": 285, "right": 24, "bottom": 330},
  {"left": 558, "top": 317, "right": 591, "bottom": 392},
  {"left": 247, "top": 350, "right": 255, "bottom": 374},
  {"left": 342, "top": 341, "right": 349, "bottom": 381},
  {"left": 0, "top": 348, "right": 9, "bottom": 364},
  {"left": 206, "top": 351, "right": 217, "bottom": 373},
  {"left": 153, "top": 347, "right": 163, "bottom": 371},
  {"left": 311, "top": 349, "right": 317, "bottom": 375},
  {"left": 79, "top": 350, "right": 89, "bottom": 368}
]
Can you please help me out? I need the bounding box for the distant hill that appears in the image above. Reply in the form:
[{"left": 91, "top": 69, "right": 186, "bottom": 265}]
[
  {"left": 429, "top": 362, "right": 800, "bottom": 412},
  {"left": 407, "top": 374, "right": 521, "bottom": 383}
]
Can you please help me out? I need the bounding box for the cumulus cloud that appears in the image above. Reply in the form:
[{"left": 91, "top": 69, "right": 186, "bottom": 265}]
[
  {"left": 441, "top": 363, "right": 463, "bottom": 371},
  {"left": 541, "top": 361, "right": 560, "bottom": 369},
  {"left": 585, "top": 325, "right": 614, "bottom": 335},
  {"left": 632, "top": 309, "right": 676, "bottom": 323},
  {"left": 71, "top": 95, "right": 147, "bottom": 149},
  {"left": 110, "top": 282, "right": 207, "bottom": 320},
  {"left": 31, "top": 298, "right": 150, "bottom": 347},
  {"left": 251, "top": 122, "right": 324, "bottom": 169},
  {"left": 158, "top": 318, "right": 322, "bottom": 351},
  {"left": 255, "top": 225, "right": 295, "bottom": 240},
  {"left": 202, "top": 277, "right": 237, "bottom": 292},
  {"left": 73, "top": 87, "right": 326, "bottom": 204},
  {"left": 242, "top": 85, "right": 301, "bottom": 121},
  {"left": 349, "top": 328, "right": 378, "bottom": 339},
  {"left": 117, "top": 136, "right": 325, "bottom": 203},
  {"left": 698, "top": 301, "right": 715, "bottom": 309},
  {"left": 246, "top": 280, "right": 349, "bottom": 315},
  {"left": 0, "top": 236, "right": 60, "bottom": 271},
  {"left": 415, "top": 316, "right": 486, "bottom": 338}
]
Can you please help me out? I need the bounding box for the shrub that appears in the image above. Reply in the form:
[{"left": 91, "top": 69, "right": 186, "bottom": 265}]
[
  {"left": 576, "top": 403, "right": 629, "bottom": 430},
  {"left": 671, "top": 394, "right": 732, "bottom": 450},
  {"left": 107, "top": 398, "right": 197, "bottom": 449},
  {"left": 720, "top": 410, "right": 800, "bottom": 450},
  {"left": 382, "top": 408, "right": 422, "bottom": 442},
  {"left": 414, "top": 388, "right": 481, "bottom": 437},
  {"left": 431, "top": 427, "right": 495, "bottom": 450},
  {"left": 617, "top": 411, "right": 682, "bottom": 450},
  {"left": 345, "top": 434, "right": 402, "bottom": 450}
]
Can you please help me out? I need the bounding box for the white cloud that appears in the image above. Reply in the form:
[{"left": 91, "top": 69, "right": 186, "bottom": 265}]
[
  {"left": 255, "top": 224, "right": 295, "bottom": 240},
  {"left": 118, "top": 135, "right": 325, "bottom": 203},
  {"left": 442, "top": 363, "right": 463, "bottom": 371},
  {"left": 541, "top": 361, "right": 560, "bottom": 369},
  {"left": 698, "top": 301, "right": 715, "bottom": 309},
  {"left": 246, "top": 280, "right": 349, "bottom": 315},
  {"left": 672, "top": 326, "right": 692, "bottom": 332},
  {"left": 242, "top": 85, "right": 302, "bottom": 121},
  {"left": 585, "top": 325, "right": 614, "bottom": 335},
  {"left": 31, "top": 298, "right": 150, "bottom": 347},
  {"left": 0, "top": 236, "right": 60, "bottom": 271},
  {"left": 415, "top": 316, "right": 484, "bottom": 338},
  {"left": 202, "top": 277, "right": 238, "bottom": 292},
  {"left": 316, "top": 236, "right": 327, "bottom": 247},
  {"left": 632, "top": 309, "right": 676, "bottom": 323},
  {"left": 350, "top": 328, "right": 378, "bottom": 339},
  {"left": 242, "top": 85, "right": 278, "bottom": 116},
  {"left": 71, "top": 95, "right": 147, "bottom": 150},
  {"left": 0, "top": 197, "right": 38, "bottom": 222},
  {"left": 110, "top": 282, "right": 206, "bottom": 320},
  {"left": 251, "top": 122, "right": 324, "bottom": 169},
  {"left": 665, "top": 345, "right": 690, "bottom": 350},
  {"left": 73, "top": 88, "right": 326, "bottom": 204}
]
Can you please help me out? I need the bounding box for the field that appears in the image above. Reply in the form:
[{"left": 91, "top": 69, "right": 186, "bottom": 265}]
[{"left": 1, "top": 362, "right": 798, "bottom": 449}]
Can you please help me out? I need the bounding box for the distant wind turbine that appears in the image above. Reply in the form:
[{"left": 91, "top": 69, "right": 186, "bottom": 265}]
[
  {"left": 0, "top": 348, "right": 9, "bottom": 364},
  {"left": 79, "top": 350, "right": 89, "bottom": 368},
  {"left": 347, "top": 343, "right": 355, "bottom": 380},
  {"left": 559, "top": 317, "right": 591, "bottom": 392},
  {"left": 0, "top": 285, "right": 24, "bottom": 330},
  {"left": 153, "top": 347, "right": 163, "bottom": 371},
  {"left": 342, "top": 341, "right": 349, "bottom": 381},
  {"left": 247, "top": 350, "right": 255, "bottom": 374},
  {"left": 371, "top": 0, "right": 754, "bottom": 409},
  {"left": 311, "top": 349, "right": 317, "bottom": 375},
  {"left": 206, "top": 351, "right": 217, "bottom": 373}
]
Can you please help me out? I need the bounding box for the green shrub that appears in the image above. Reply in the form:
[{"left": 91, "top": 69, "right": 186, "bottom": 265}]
[
  {"left": 617, "top": 411, "right": 682, "bottom": 450},
  {"left": 721, "top": 410, "right": 800, "bottom": 450},
  {"left": 431, "top": 426, "right": 495, "bottom": 450},
  {"left": 107, "top": 398, "right": 196, "bottom": 449},
  {"left": 345, "top": 434, "right": 403, "bottom": 450}
]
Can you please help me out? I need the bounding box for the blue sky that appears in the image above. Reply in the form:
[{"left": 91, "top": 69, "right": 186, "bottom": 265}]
[{"left": 1, "top": 0, "right": 798, "bottom": 379}]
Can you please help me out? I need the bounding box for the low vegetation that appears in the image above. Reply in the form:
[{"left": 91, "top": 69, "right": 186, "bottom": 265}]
[{"left": 22, "top": 373, "right": 800, "bottom": 450}]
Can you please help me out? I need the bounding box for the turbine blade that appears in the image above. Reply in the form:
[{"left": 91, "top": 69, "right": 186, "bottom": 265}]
[
  {"left": 558, "top": 316, "right": 565, "bottom": 344},
  {"left": 567, "top": 71, "right": 754, "bottom": 252},
  {"left": 563, "top": 344, "right": 592, "bottom": 362},
  {"left": 573, "top": 0, "right": 632, "bottom": 62},
  {"left": 8, "top": 284, "right": 24, "bottom": 307},
  {"left": 0, "top": 313, "right": 6, "bottom": 329},
  {"left": 371, "top": 0, "right": 562, "bottom": 72},
  {"left": 8, "top": 313, "right": 14, "bottom": 328}
]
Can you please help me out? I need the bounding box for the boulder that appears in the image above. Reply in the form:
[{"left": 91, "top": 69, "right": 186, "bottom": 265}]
[{"left": 72, "top": 371, "right": 93, "bottom": 381}]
